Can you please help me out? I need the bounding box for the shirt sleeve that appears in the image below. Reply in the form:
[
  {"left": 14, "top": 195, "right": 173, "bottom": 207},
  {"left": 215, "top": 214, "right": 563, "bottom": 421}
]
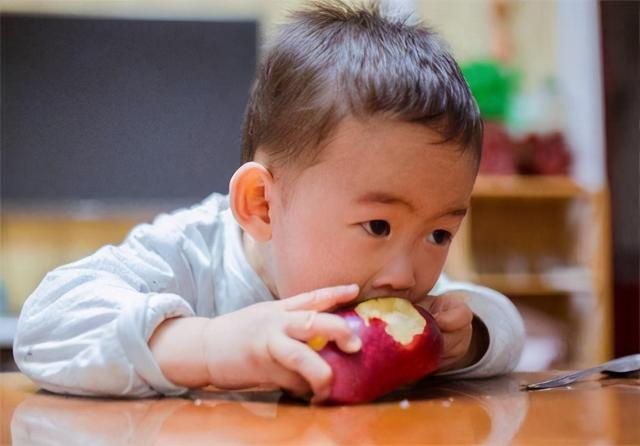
[
  {"left": 12, "top": 194, "right": 226, "bottom": 397},
  {"left": 430, "top": 274, "right": 526, "bottom": 378}
]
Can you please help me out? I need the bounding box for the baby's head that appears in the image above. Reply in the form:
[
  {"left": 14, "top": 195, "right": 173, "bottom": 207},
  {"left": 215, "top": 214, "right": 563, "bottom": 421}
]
[{"left": 230, "top": 0, "right": 482, "bottom": 302}]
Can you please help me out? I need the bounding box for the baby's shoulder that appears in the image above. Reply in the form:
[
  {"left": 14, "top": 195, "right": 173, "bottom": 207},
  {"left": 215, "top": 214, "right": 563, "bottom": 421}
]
[
  {"left": 161, "top": 193, "right": 229, "bottom": 226},
  {"left": 129, "top": 193, "right": 230, "bottom": 246}
]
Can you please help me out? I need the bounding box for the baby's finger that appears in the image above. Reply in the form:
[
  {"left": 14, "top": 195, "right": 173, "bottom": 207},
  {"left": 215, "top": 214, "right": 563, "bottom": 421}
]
[
  {"left": 268, "top": 335, "right": 333, "bottom": 401},
  {"left": 435, "top": 306, "right": 473, "bottom": 332},
  {"left": 286, "top": 311, "right": 361, "bottom": 353},
  {"left": 281, "top": 284, "right": 359, "bottom": 312},
  {"left": 442, "top": 329, "right": 472, "bottom": 360},
  {"left": 269, "top": 367, "right": 312, "bottom": 399}
]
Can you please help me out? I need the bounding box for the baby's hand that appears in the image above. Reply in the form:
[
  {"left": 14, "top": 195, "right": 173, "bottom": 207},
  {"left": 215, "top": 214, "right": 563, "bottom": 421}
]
[
  {"left": 201, "top": 284, "right": 361, "bottom": 401},
  {"left": 418, "top": 294, "right": 476, "bottom": 372}
]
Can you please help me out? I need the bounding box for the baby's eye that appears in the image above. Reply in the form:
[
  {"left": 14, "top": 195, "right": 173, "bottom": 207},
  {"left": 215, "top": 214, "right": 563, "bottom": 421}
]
[
  {"left": 427, "top": 229, "right": 452, "bottom": 246},
  {"left": 362, "top": 220, "right": 391, "bottom": 237}
]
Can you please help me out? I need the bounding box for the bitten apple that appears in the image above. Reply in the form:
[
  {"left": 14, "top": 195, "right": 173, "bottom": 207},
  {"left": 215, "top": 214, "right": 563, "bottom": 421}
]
[{"left": 309, "top": 297, "right": 443, "bottom": 404}]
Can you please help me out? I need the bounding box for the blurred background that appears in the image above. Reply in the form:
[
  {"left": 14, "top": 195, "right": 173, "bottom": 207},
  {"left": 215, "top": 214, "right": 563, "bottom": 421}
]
[{"left": 0, "top": 0, "right": 637, "bottom": 372}]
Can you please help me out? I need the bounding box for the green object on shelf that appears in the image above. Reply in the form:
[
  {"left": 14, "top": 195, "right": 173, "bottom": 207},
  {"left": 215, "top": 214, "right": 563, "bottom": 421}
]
[{"left": 461, "top": 60, "right": 519, "bottom": 122}]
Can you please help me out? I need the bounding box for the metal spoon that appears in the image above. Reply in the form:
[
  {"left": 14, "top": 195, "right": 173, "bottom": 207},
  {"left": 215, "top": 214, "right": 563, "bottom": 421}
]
[{"left": 523, "top": 353, "right": 640, "bottom": 391}]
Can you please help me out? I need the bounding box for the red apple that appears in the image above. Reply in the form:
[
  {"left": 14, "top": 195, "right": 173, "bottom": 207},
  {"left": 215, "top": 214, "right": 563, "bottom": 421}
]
[{"left": 310, "top": 297, "right": 443, "bottom": 404}]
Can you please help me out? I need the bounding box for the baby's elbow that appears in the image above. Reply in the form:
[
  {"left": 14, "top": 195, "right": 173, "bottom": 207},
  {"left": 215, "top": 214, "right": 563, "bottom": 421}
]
[
  {"left": 13, "top": 307, "right": 37, "bottom": 369},
  {"left": 12, "top": 331, "right": 55, "bottom": 395},
  {"left": 12, "top": 318, "right": 56, "bottom": 389}
]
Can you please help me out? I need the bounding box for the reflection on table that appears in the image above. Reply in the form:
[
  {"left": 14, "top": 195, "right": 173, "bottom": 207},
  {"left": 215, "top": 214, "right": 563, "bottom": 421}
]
[{"left": 3, "top": 372, "right": 638, "bottom": 445}]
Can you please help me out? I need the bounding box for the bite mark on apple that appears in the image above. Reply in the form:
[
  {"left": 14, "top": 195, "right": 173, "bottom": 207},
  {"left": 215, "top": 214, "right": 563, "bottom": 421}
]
[{"left": 355, "top": 297, "right": 425, "bottom": 345}]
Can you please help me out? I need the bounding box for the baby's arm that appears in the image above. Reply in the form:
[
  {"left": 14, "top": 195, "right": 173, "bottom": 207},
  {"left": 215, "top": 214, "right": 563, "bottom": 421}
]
[
  {"left": 149, "top": 285, "right": 361, "bottom": 402},
  {"left": 13, "top": 196, "right": 224, "bottom": 397}
]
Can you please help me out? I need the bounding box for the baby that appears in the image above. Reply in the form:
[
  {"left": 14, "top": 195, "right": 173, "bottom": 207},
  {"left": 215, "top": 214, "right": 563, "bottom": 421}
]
[{"left": 14, "top": 1, "right": 524, "bottom": 402}]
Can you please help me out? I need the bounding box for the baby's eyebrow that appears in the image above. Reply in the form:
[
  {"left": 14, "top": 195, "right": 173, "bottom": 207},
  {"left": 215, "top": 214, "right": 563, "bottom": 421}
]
[
  {"left": 355, "top": 191, "right": 468, "bottom": 218},
  {"left": 441, "top": 208, "right": 468, "bottom": 218},
  {"left": 355, "top": 191, "right": 415, "bottom": 211}
]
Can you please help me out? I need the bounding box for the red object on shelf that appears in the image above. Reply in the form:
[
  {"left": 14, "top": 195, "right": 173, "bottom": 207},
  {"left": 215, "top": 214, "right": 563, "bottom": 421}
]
[
  {"left": 479, "top": 121, "right": 518, "bottom": 174},
  {"left": 480, "top": 122, "right": 572, "bottom": 175},
  {"left": 532, "top": 132, "right": 572, "bottom": 175}
]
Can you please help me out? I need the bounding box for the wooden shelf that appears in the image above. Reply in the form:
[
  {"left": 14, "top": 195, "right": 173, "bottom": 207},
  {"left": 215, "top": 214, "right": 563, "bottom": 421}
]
[
  {"left": 446, "top": 180, "right": 613, "bottom": 367},
  {"left": 473, "top": 175, "right": 585, "bottom": 199},
  {"left": 472, "top": 269, "right": 592, "bottom": 296}
]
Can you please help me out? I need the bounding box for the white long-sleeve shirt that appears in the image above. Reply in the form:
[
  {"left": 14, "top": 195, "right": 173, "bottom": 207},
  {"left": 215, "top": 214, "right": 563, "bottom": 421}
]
[{"left": 13, "top": 193, "right": 525, "bottom": 397}]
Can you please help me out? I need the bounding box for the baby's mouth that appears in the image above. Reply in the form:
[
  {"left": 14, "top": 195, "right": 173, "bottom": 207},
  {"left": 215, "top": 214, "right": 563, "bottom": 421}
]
[{"left": 354, "top": 292, "right": 414, "bottom": 305}]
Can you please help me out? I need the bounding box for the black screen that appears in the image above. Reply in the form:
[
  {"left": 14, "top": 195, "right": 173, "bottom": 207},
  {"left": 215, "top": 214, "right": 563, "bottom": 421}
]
[{"left": 1, "top": 15, "right": 257, "bottom": 201}]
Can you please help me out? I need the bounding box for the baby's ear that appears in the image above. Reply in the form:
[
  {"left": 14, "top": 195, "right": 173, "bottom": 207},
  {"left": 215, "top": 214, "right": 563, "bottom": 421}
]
[{"left": 229, "top": 161, "right": 273, "bottom": 242}]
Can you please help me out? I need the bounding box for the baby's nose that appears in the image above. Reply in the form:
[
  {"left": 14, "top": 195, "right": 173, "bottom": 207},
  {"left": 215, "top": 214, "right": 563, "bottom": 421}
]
[{"left": 371, "top": 256, "right": 416, "bottom": 292}]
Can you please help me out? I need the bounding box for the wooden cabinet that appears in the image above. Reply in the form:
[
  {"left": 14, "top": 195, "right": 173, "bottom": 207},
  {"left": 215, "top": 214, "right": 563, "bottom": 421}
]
[
  {"left": 0, "top": 205, "right": 161, "bottom": 314},
  {"left": 446, "top": 175, "right": 613, "bottom": 369}
]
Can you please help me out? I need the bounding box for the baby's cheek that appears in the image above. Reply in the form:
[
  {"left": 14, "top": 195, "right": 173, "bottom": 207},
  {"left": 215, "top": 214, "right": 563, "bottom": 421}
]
[
  {"left": 276, "top": 258, "right": 335, "bottom": 298},
  {"left": 416, "top": 250, "right": 448, "bottom": 289},
  {"left": 418, "top": 272, "right": 442, "bottom": 296}
]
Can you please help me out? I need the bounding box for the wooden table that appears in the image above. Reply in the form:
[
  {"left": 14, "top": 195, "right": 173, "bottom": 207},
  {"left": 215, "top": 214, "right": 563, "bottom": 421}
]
[{"left": 1, "top": 372, "right": 638, "bottom": 444}]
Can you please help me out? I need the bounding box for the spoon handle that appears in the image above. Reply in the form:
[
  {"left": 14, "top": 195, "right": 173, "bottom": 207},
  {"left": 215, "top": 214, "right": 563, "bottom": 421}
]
[
  {"left": 524, "top": 366, "right": 603, "bottom": 390},
  {"left": 523, "top": 354, "right": 640, "bottom": 391}
]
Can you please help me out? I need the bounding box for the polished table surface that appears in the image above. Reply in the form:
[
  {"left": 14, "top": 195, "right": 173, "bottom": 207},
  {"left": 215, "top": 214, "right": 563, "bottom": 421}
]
[{"left": 1, "top": 371, "right": 638, "bottom": 445}]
